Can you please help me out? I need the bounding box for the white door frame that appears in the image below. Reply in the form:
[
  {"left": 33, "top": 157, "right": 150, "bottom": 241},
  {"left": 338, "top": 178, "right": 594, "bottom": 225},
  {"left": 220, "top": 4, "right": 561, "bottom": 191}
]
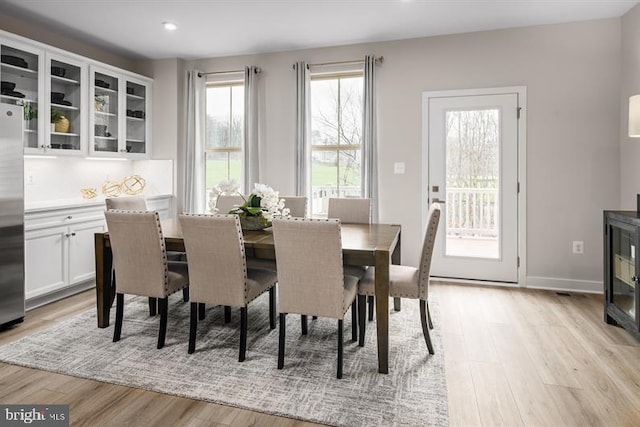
[{"left": 421, "top": 86, "right": 527, "bottom": 286}]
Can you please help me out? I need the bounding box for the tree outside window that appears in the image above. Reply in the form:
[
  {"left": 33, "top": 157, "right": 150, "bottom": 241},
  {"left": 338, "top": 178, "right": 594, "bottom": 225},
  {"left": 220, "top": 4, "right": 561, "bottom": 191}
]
[{"left": 310, "top": 73, "right": 363, "bottom": 216}]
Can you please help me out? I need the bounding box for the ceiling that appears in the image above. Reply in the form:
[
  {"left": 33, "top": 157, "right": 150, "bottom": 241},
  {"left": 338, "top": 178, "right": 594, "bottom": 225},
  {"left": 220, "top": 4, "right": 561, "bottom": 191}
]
[{"left": 0, "top": 0, "right": 637, "bottom": 61}]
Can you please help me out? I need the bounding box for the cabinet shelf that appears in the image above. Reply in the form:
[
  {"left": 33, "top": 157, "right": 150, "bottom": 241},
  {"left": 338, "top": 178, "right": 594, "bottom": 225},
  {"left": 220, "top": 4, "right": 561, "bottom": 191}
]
[
  {"left": 1, "top": 62, "right": 38, "bottom": 77},
  {"left": 126, "top": 93, "right": 144, "bottom": 100},
  {"left": 0, "top": 94, "right": 36, "bottom": 103},
  {"left": 126, "top": 116, "right": 144, "bottom": 122},
  {"left": 94, "top": 86, "right": 117, "bottom": 95},
  {"left": 51, "top": 75, "right": 80, "bottom": 85},
  {"left": 51, "top": 102, "right": 79, "bottom": 111},
  {"left": 51, "top": 132, "right": 79, "bottom": 137},
  {"left": 94, "top": 111, "right": 116, "bottom": 117},
  {"left": 94, "top": 136, "right": 117, "bottom": 140}
]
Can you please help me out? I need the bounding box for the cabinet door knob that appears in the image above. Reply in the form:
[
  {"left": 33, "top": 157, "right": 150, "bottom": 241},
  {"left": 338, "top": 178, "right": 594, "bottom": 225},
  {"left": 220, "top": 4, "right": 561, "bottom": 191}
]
[
  {"left": 71, "top": 232, "right": 76, "bottom": 237},
  {"left": 66, "top": 215, "right": 73, "bottom": 220},
  {"left": 632, "top": 276, "right": 639, "bottom": 283}
]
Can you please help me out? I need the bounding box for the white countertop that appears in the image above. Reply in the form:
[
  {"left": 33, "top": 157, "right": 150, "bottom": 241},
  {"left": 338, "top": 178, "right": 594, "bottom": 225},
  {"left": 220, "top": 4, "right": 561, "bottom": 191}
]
[{"left": 25, "top": 194, "right": 174, "bottom": 213}]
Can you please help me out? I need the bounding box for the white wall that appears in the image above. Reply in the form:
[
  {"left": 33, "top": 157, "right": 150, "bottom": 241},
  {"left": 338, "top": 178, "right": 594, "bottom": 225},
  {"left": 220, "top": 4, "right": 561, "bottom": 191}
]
[
  {"left": 621, "top": 4, "right": 640, "bottom": 209},
  {"left": 179, "top": 19, "right": 621, "bottom": 291}
]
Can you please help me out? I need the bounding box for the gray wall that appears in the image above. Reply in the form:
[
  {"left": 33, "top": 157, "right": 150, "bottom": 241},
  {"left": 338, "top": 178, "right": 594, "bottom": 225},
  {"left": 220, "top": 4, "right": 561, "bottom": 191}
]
[
  {"left": 621, "top": 4, "right": 640, "bottom": 209},
  {"left": 1, "top": 8, "right": 626, "bottom": 291},
  {"left": 0, "top": 11, "right": 142, "bottom": 74},
  {"left": 182, "top": 19, "right": 621, "bottom": 291}
]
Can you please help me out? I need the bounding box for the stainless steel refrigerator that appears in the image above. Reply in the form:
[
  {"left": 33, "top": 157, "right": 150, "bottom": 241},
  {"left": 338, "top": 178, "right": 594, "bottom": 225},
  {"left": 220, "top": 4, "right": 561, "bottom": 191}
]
[{"left": 0, "top": 103, "right": 25, "bottom": 328}]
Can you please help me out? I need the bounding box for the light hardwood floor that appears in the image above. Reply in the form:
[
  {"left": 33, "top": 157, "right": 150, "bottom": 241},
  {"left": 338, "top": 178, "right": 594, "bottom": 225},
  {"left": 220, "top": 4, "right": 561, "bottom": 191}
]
[{"left": 1, "top": 283, "right": 639, "bottom": 426}]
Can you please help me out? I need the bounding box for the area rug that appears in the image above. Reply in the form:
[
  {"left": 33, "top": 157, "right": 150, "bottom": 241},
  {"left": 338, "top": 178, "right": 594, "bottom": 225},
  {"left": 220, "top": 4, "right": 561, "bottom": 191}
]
[{"left": 0, "top": 293, "right": 448, "bottom": 426}]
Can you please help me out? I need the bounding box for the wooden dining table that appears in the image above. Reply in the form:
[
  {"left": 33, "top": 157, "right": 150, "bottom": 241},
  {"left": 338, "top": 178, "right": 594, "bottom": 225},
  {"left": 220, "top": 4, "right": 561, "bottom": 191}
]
[{"left": 94, "top": 220, "right": 401, "bottom": 374}]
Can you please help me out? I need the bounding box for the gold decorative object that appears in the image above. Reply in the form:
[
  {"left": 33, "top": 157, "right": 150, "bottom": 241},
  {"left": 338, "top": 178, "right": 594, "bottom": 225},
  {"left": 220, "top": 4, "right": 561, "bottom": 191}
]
[
  {"left": 55, "top": 116, "right": 71, "bottom": 133},
  {"left": 122, "top": 174, "right": 146, "bottom": 195},
  {"left": 102, "top": 180, "right": 122, "bottom": 197},
  {"left": 80, "top": 187, "right": 98, "bottom": 199}
]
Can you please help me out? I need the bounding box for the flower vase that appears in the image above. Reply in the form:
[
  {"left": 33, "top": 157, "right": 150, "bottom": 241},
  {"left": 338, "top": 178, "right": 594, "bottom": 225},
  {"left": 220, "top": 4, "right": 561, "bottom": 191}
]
[{"left": 240, "top": 215, "right": 270, "bottom": 231}]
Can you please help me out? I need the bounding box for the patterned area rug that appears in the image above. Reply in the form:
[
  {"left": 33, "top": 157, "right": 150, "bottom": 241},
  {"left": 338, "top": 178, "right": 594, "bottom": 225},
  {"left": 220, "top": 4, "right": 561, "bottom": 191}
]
[{"left": 0, "top": 294, "right": 448, "bottom": 426}]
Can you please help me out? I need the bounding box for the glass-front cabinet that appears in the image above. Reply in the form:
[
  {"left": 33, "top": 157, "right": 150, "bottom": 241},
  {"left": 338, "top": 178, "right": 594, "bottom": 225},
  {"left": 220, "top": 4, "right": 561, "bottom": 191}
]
[
  {"left": 604, "top": 211, "right": 640, "bottom": 340},
  {"left": 46, "top": 53, "right": 87, "bottom": 154},
  {"left": 0, "top": 40, "right": 44, "bottom": 152},
  {"left": 89, "top": 66, "right": 151, "bottom": 158}
]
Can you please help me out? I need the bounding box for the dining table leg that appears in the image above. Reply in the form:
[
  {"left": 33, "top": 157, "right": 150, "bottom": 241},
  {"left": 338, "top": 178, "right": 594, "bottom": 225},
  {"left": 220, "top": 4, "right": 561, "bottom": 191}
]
[
  {"left": 95, "top": 233, "right": 113, "bottom": 328},
  {"left": 374, "top": 249, "right": 390, "bottom": 374}
]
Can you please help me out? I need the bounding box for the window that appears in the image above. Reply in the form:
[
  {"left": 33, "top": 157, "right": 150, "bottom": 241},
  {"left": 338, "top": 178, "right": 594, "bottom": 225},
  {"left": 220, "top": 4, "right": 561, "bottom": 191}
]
[
  {"left": 310, "top": 72, "right": 364, "bottom": 216},
  {"left": 205, "top": 81, "right": 244, "bottom": 206}
]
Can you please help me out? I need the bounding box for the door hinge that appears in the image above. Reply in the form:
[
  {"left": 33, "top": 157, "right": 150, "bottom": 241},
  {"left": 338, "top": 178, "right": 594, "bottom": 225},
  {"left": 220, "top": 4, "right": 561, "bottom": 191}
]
[
  {"left": 517, "top": 182, "right": 520, "bottom": 193},
  {"left": 517, "top": 107, "right": 522, "bottom": 119},
  {"left": 517, "top": 256, "right": 520, "bottom": 267}
]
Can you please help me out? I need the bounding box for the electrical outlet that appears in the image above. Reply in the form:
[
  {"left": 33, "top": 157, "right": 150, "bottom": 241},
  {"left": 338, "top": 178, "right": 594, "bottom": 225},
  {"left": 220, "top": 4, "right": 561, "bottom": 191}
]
[
  {"left": 572, "top": 241, "right": 584, "bottom": 254},
  {"left": 26, "top": 174, "right": 34, "bottom": 186},
  {"left": 394, "top": 162, "right": 405, "bottom": 174}
]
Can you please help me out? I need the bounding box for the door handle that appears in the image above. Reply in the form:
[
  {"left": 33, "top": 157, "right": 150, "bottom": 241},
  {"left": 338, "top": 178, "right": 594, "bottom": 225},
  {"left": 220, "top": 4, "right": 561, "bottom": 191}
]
[{"left": 432, "top": 198, "right": 446, "bottom": 204}]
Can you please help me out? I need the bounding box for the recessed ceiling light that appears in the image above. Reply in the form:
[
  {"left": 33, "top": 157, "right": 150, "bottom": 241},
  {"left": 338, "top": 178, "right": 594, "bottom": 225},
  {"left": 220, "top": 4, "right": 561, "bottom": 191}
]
[{"left": 162, "top": 21, "right": 178, "bottom": 31}]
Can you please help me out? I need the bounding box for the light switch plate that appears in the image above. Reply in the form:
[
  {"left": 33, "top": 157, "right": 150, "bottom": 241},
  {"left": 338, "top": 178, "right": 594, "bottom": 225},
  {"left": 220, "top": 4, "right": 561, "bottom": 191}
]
[{"left": 394, "top": 162, "right": 405, "bottom": 174}]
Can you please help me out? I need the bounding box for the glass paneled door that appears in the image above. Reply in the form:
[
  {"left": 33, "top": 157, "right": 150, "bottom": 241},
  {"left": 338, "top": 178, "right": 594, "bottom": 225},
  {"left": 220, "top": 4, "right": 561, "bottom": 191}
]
[{"left": 426, "top": 91, "right": 521, "bottom": 283}]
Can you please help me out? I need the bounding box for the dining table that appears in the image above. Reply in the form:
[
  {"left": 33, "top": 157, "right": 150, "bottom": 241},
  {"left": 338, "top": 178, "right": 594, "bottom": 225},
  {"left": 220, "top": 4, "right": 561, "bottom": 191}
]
[{"left": 94, "top": 219, "right": 401, "bottom": 374}]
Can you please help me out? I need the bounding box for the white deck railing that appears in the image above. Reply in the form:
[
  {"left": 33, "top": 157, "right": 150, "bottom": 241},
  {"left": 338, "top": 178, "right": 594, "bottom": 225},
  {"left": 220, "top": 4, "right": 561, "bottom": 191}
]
[
  {"left": 311, "top": 185, "right": 360, "bottom": 216},
  {"left": 446, "top": 187, "right": 498, "bottom": 238}
]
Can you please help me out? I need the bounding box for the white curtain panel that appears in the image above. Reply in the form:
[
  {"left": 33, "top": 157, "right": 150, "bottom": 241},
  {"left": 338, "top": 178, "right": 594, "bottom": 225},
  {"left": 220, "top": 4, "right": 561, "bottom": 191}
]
[
  {"left": 294, "top": 61, "right": 311, "bottom": 198},
  {"left": 362, "top": 56, "right": 379, "bottom": 222},
  {"left": 244, "top": 66, "right": 260, "bottom": 194},
  {"left": 184, "top": 70, "right": 206, "bottom": 213}
]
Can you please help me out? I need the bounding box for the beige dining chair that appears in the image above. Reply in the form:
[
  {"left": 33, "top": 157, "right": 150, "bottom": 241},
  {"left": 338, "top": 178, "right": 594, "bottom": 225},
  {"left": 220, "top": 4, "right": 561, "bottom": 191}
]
[
  {"left": 357, "top": 204, "right": 441, "bottom": 354},
  {"left": 105, "top": 210, "right": 189, "bottom": 349},
  {"left": 281, "top": 196, "right": 308, "bottom": 218},
  {"left": 215, "top": 194, "right": 245, "bottom": 214},
  {"left": 272, "top": 217, "right": 358, "bottom": 379},
  {"left": 327, "top": 197, "right": 373, "bottom": 319},
  {"left": 105, "top": 196, "right": 188, "bottom": 310},
  {"left": 179, "top": 213, "right": 278, "bottom": 361}
]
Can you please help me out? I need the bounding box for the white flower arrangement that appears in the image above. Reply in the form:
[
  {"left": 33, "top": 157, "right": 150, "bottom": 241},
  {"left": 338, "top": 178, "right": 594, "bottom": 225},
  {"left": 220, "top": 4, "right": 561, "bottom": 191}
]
[{"left": 208, "top": 180, "right": 290, "bottom": 227}]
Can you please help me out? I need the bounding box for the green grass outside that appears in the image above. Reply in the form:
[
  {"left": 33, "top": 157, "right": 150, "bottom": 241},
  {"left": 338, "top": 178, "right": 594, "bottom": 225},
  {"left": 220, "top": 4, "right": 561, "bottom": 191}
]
[{"left": 205, "top": 160, "right": 359, "bottom": 190}]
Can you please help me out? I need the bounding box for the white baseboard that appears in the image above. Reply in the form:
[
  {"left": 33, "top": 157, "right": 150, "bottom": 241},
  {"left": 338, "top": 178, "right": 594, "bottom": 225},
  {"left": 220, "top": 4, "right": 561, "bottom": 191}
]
[
  {"left": 26, "top": 281, "right": 95, "bottom": 311},
  {"left": 432, "top": 276, "right": 603, "bottom": 294},
  {"left": 525, "top": 276, "right": 602, "bottom": 294}
]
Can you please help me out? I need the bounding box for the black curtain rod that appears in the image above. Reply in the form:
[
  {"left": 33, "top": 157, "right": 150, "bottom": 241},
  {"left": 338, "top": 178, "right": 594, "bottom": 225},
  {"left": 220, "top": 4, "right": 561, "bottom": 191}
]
[
  {"left": 198, "top": 67, "right": 261, "bottom": 78},
  {"left": 292, "top": 56, "right": 384, "bottom": 70}
]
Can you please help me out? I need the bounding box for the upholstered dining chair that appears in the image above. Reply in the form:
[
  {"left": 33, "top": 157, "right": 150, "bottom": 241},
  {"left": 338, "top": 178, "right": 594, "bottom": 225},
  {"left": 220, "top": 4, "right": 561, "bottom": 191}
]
[
  {"left": 357, "top": 204, "right": 441, "bottom": 354},
  {"left": 105, "top": 196, "right": 188, "bottom": 309},
  {"left": 272, "top": 217, "right": 359, "bottom": 379},
  {"left": 179, "top": 213, "right": 278, "bottom": 362},
  {"left": 215, "top": 194, "right": 245, "bottom": 214},
  {"left": 327, "top": 197, "right": 373, "bottom": 319},
  {"left": 104, "top": 210, "right": 189, "bottom": 349},
  {"left": 281, "top": 196, "right": 308, "bottom": 218}
]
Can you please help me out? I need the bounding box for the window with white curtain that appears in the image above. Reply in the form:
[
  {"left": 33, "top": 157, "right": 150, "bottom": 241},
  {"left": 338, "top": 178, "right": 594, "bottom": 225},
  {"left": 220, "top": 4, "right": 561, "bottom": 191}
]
[
  {"left": 310, "top": 70, "right": 364, "bottom": 216},
  {"left": 205, "top": 80, "right": 244, "bottom": 206}
]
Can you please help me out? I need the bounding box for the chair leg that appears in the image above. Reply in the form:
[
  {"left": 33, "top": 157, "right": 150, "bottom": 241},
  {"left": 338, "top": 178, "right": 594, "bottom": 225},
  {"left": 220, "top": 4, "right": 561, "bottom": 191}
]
[
  {"left": 427, "top": 301, "right": 434, "bottom": 329},
  {"left": 367, "top": 296, "right": 374, "bottom": 321},
  {"left": 312, "top": 316, "right": 318, "bottom": 320},
  {"left": 394, "top": 297, "right": 401, "bottom": 312},
  {"left": 269, "top": 287, "right": 276, "bottom": 330},
  {"left": 301, "top": 315, "right": 308, "bottom": 335},
  {"left": 278, "top": 313, "right": 286, "bottom": 370},
  {"left": 148, "top": 297, "right": 157, "bottom": 316},
  {"left": 351, "top": 300, "right": 357, "bottom": 342},
  {"left": 239, "top": 306, "right": 247, "bottom": 362},
  {"left": 182, "top": 287, "right": 189, "bottom": 303},
  {"left": 224, "top": 306, "right": 231, "bottom": 323},
  {"left": 420, "top": 300, "right": 434, "bottom": 355},
  {"left": 113, "top": 293, "right": 124, "bottom": 342},
  {"left": 358, "top": 295, "right": 366, "bottom": 347},
  {"left": 198, "top": 303, "right": 206, "bottom": 320},
  {"left": 337, "top": 319, "right": 344, "bottom": 379},
  {"left": 157, "top": 297, "right": 168, "bottom": 349},
  {"left": 188, "top": 302, "right": 197, "bottom": 354}
]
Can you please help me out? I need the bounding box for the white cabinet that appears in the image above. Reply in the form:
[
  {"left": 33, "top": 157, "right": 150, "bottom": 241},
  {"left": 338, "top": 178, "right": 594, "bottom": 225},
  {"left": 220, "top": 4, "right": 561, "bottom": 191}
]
[
  {"left": 0, "top": 39, "right": 45, "bottom": 152},
  {"left": 24, "top": 195, "right": 174, "bottom": 303},
  {"left": 25, "top": 205, "right": 105, "bottom": 300},
  {"left": 89, "top": 66, "right": 151, "bottom": 159},
  {"left": 1, "top": 30, "right": 152, "bottom": 158},
  {"left": 44, "top": 52, "right": 88, "bottom": 155}
]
